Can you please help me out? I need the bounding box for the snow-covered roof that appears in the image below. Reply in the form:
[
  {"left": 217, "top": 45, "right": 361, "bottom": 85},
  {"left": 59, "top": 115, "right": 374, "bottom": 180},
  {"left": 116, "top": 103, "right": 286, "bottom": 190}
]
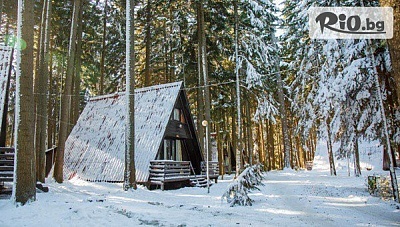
[
  {"left": 0, "top": 46, "right": 13, "bottom": 134},
  {"left": 63, "top": 81, "right": 183, "bottom": 183}
]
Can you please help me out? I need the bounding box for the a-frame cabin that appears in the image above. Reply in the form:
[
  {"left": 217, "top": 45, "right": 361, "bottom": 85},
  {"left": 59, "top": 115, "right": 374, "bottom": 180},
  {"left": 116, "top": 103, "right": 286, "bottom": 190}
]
[{"left": 63, "top": 82, "right": 206, "bottom": 189}]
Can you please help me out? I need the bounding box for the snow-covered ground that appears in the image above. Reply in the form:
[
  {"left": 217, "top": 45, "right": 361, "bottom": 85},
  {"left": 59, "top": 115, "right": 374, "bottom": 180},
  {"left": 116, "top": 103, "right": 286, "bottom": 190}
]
[{"left": 0, "top": 141, "right": 399, "bottom": 226}]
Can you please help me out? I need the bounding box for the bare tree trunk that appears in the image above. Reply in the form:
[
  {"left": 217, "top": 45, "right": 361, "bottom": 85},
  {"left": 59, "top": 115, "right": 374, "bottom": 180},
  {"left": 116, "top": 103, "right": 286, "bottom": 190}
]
[
  {"left": 216, "top": 123, "right": 224, "bottom": 176},
  {"left": 234, "top": 0, "right": 242, "bottom": 175},
  {"left": 196, "top": 2, "right": 204, "bottom": 157},
  {"left": 144, "top": 0, "right": 151, "bottom": 86},
  {"left": 53, "top": 0, "right": 82, "bottom": 183},
  {"left": 33, "top": 0, "right": 44, "bottom": 123},
  {"left": 0, "top": 0, "right": 3, "bottom": 31},
  {"left": 231, "top": 107, "right": 237, "bottom": 173},
  {"left": 353, "top": 136, "right": 361, "bottom": 177},
  {"left": 257, "top": 120, "right": 265, "bottom": 167},
  {"left": 35, "top": 0, "right": 51, "bottom": 183},
  {"left": 199, "top": 0, "right": 211, "bottom": 162},
  {"left": 14, "top": 0, "right": 36, "bottom": 205},
  {"left": 226, "top": 112, "right": 232, "bottom": 174},
  {"left": 124, "top": 0, "right": 137, "bottom": 190},
  {"left": 379, "top": 0, "right": 400, "bottom": 103},
  {"left": 99, "top": 0, "right": 107, "bottom": 95},
  {"left": 71, "top": 0, "right": 83, "bottom": 127},
  {"left": 47, "top": 46, "right": 54, "bottom": 148},
  {"left": 245, "top": 97, "right": 252, "bottom": 165},
  {"left": 268, "top": 121, "right": 275, "bottom": 170},
  {"left": 273, "top": 33, "right": 290, "bottom": 169},
  {"left": 326, "top": 118, "right": 336, "bottom": 176}
]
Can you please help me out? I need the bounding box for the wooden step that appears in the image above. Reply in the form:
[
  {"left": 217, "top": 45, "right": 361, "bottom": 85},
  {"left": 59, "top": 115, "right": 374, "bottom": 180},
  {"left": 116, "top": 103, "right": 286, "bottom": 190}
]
[
  {"left": 0, "top": 153, "right": 15, "bottom": 159},
  {"left": 0, "top": 147, "right": 15, "bottom": 153},
  {"left": 0, "top": 159, "right": 14, "bottom": 165},
  {"left": 0, "top": 171, "right": 13, "bottom": 177},
  {"left": 0, "top": 177, "right": 13, "bottom": 182},
  {"left": 0, "top": 166, "right": 13, "bottom": 171},
  {"left": 190, "top": 177, "right": 211, "bottom": 187}
]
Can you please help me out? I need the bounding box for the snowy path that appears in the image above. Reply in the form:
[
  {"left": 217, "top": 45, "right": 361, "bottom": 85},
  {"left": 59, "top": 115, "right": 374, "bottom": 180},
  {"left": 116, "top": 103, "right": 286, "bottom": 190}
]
[
  {"left": 262, "top": 171, "right": 399, "bottom": 226},
  {"left": 0, "top": 170, "right": 399, "bottom": 226}
]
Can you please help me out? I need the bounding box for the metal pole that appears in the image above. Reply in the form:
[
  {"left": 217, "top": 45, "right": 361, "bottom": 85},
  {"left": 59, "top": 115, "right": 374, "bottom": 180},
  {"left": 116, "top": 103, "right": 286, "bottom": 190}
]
[{"left": 202, "top": 120, "right": 210, "bottom": 193}]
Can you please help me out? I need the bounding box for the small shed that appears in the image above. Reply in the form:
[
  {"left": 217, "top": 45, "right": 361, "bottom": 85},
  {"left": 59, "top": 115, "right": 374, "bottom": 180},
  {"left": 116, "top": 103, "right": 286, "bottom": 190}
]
[{"left": 63, "top": 81, "right": 204, "bottom": 187}]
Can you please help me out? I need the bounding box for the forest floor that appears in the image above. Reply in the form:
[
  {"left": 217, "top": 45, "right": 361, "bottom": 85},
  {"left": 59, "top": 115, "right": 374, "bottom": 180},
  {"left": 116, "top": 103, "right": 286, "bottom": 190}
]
[{"left": 0, "top": 141, "right": 399, "bottom": 226}]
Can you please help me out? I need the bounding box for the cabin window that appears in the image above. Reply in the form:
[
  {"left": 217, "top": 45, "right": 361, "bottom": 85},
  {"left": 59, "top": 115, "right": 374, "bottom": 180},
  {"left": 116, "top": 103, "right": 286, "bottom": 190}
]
[
  {"left": 173, "top": 108, "right": 180, "bottom": 121},
  {"left": 165, "top": 139, "right": 176, "bottom": 160},
  {"left": 158, "top": 139, "right": 182, "bottom": 161}
]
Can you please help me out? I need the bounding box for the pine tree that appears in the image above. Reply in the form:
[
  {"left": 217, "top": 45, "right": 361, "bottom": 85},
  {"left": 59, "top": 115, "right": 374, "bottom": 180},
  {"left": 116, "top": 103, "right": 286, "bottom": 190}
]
[{"left": 222, "top": 164, "right": 264, "bottom": 206}]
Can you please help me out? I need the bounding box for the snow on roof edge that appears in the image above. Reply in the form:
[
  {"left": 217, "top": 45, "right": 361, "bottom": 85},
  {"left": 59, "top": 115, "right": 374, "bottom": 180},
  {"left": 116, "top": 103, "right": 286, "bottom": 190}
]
[{"left": 89, "top": 81, "right": 183, "bottom": 102}]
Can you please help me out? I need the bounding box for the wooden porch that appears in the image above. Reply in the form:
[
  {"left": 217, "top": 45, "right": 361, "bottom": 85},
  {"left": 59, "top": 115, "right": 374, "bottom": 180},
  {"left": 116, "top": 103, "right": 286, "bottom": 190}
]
[
  {"left": 0, "top": 147, "right": 14, "bottom": 184},
  {"left": 149, "top": 160, "right": 219, "bottom": 190}
]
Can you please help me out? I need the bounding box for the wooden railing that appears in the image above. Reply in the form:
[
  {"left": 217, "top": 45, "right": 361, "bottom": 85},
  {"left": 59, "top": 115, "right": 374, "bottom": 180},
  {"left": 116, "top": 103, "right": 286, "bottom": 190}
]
[
  {"left": 0, "top": 147, "right": 15, "bottom": 183},
  {"left": 201, "top": 161, "right": 219, "bottom": 183},
  {"left": 149, "top": 160, "right": 191, "bottom": 190}
]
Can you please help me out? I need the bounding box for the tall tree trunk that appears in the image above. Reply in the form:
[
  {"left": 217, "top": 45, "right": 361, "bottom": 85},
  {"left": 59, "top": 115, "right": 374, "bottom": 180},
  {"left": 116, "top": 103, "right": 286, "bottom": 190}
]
[
  {"left": 33, "top": 0, "right": 44, "bottom": 123},
  {"left": 231, "top": 107, "right": 237, "bottom": 174},
  {"left": 257, "top": 120, "right": 265, "bottom": 168},
  {"left": 200, "top": 1, "right": 211, "bottom": 162},
  {"left": 0, "top": 0, "right": 3, "bottom": 31},
  {"left": 273, "top": 33, "right": 291, "bottom": 169},
  {"left": 144, "top": 0, "right": 151, "bottom": 86},
  {"left": 99, "top": 0, "right": 107, "bottom": 95},
  {"left": 47, "top": 46, "right": 54, "bottom": 148},
  {"left": 216, "top": 123, "right": 224, "bottom": 176},
  {"left": 326, "top": 118, "right": 336, "bottom": 176},
  {"left": 226, "top": 112, "right": 232, "bottom": 174},
  {"left": 196, "top": 1, "right": 204, "bottom": 157},
  {"left": 245, "top": 97, "right": 252, "bottom": 165},
  {"left": 268, "top": 121, "right": 275, "bottom": 170},
  {"left": 14, "top": 0, "right": 36, "bottom": 205},
  {"left": 234, "top": 0, "right": 242, "bottom": 174},
  {"left": 353, "top": 135, "right": 361, "bottom": 177},
  {"left": 124, "top": 0, "right": 137, "bottom": 190},
  {"left": 71, "top": 0, "right": 84, "bottom": 127},
  {"left": 379, "top": 0, "right": 400, "bottom": 104},
  {"left": 0, "top": 48, "right": 13, "bottom": 147},
  {"left": 35, "top": 0, "right": 52, "bottom": 183},
  {"left": 53, "top": 0, "right": 82, "bottom": 183}
]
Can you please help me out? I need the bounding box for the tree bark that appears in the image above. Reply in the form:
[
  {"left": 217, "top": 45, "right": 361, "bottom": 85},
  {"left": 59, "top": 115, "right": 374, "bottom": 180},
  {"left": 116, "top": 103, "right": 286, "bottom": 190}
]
[
  {"left": 53, "top": 0, "right": 82, "bottom": 183},
  {"left": 379, "top": 0, "right": 400, "bottom": 104},
  {"left": 196, "top": 1, "right": 204, "bottom": 158},
  {"left": 71, "top": 0, "right": 84, "bottom": 127},
  {"left": 353, "top": 135, "right": 361, "bottom": 177},
  {"left": 326, "top": 118, "right": 336, "bottom": 176},
  {"left": 268, "top": 121, "right": 275, "bottom": 170},
  {"left": 124, "top": 0, "right": 137, "bottom": 190},
  {"left": 35, "top": 0, "right": 52, "bottom": 183},
  {"left": 14, "top": 0, "right": 36, "bottom": 205},
  {"left": 144, "top": 0, "right": 151, "bottom": 86},
  {"left": 245, "top": 97, "right": 252, "bottom": 165},
  {"left": 234, "top": 0, "right": 242, "bottom": 174},
  {"left": 273, "top": 32, "right": 291, "bottom": 169},
  {"left": 99, "top": 0, "right": 107, "bottom": 95}
]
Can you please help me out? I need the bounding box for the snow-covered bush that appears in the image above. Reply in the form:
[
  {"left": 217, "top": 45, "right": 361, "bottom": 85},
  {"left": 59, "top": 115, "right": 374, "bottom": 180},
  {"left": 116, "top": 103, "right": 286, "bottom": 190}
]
[{"left": 222, "top": 164, "right": 264, "bottom": 207}]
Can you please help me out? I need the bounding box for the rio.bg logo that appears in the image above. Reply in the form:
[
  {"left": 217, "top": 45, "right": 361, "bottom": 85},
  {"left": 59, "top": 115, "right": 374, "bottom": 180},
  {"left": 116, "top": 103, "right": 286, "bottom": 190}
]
[{"left": 309, "top": 7, "right": 393, "bottom": 39}]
